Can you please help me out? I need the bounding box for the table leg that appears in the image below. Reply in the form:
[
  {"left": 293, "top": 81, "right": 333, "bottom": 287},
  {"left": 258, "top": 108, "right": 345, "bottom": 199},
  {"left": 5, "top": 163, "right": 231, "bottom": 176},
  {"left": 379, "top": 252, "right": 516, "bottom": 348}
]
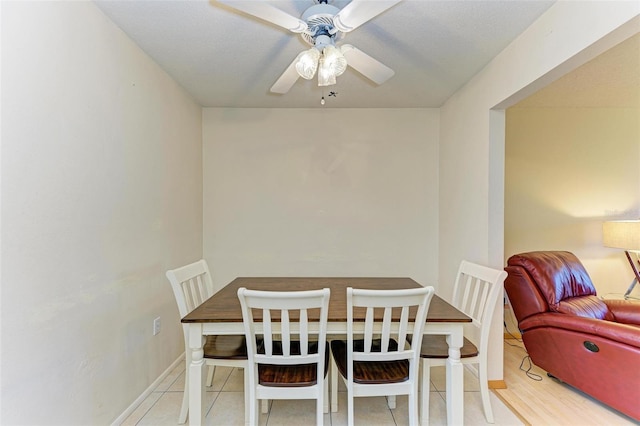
[
  {"left": 188, "top": 323, "right": 205, "bottom": 426},
  {"left": 446, "top": 327, "right": 464, "bottom": 425}
]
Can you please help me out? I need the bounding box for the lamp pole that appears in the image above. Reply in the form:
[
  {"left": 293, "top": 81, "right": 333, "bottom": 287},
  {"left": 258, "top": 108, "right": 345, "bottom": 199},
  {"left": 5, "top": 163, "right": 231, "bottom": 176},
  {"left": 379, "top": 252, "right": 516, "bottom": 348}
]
[{"left": 623, "top": 250, "right": 640, "bottom": 299}]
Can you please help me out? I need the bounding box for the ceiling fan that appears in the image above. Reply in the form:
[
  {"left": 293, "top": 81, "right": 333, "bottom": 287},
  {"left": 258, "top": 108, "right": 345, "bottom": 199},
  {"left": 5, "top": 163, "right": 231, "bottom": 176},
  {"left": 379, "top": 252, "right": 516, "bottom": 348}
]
[{"left": 218, "top": 0, "right": 402, "bottom": 94}]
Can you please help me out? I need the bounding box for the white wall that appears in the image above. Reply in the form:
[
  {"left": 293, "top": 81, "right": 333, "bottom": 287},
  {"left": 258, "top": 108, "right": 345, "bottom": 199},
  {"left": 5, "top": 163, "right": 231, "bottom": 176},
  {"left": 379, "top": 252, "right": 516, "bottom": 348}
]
[
  {"left": 505, "top": 107, "right": 640, "bottom": 297},
  {"left": 1, "top": 2, "right": 202, "bottom": 424},
  {"left": 203, "top": 108, "right": 440, "bottom": 291},
  {"left": 439, "top": 2, "right": 640, "bottom": 381}
]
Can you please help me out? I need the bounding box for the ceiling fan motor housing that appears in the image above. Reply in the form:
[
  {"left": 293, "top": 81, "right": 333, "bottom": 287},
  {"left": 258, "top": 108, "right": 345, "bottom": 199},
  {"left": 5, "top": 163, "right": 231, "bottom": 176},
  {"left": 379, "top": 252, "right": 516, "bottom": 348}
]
[{"left": 300, "top": 3, "right": 343, "bottom": 47}]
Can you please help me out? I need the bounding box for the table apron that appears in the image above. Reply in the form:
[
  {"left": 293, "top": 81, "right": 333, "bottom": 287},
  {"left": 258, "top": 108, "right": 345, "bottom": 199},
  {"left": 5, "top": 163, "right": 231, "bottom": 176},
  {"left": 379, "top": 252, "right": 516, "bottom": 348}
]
[{"left": 193, "top": 322, "right": 464, "bottom": 342}]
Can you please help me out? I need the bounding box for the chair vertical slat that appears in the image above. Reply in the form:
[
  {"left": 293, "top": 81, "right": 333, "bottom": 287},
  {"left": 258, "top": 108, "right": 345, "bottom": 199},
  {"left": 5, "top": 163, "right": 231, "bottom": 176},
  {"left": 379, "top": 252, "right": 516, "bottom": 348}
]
[
  {"left": 263, "top": 308, "right": 273, "bottom": 356},
  {"left": 300, "top": 309, "right": 308, "bottom": 356},
  {"left": 195, "top": 275, "right": 206, "bottom": 305},
  {"left": 281, "top": 309, "right": 290, "bottom": 357},
  {"left": 477, "top": 281, "right": 490, "bottom": 320},
  {"left": 398, "top": 306, "right": 409, "bottom": 348},
  {"left": 181, "top": 281, "right": 189, "bottom": 312},
  {"left": 184, "top": 279, "right": 198, "bottom": 312},
  {"left": 472, "top": 281, "right": 481, "bottom": 320},
  {"left": 347, "top": 289, "right": 354, "bottom": 384},
  {"left": 190, "top": 277, "right": 199, "bottom": 310},
  {"left": 364, "top": 307, "right": 374, "bottom": 352},
  {"left": 461, "top": 275, "right": 473, "bottom": 313},
  {"left": 191, "top": 277, "right": 199, "bottom": 307},
  {"left": 469, "top": 278, "right": 481, "bottom": 319},
  {"left": 381, "top": 307, "right": 392, "bottom": 352},
  {"left": 184, "top": 280, "right": 195, "bottom": 312},
  {"left": 179, "top": 282, "right": 189, "bottom": 312}
]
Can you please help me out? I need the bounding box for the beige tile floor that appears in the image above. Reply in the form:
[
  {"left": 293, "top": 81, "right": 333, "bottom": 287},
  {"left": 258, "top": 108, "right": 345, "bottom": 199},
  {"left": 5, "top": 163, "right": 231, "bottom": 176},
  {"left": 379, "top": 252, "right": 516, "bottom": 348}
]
[{"left": 121, "top": 363, "right": 523, "bottom": 426}]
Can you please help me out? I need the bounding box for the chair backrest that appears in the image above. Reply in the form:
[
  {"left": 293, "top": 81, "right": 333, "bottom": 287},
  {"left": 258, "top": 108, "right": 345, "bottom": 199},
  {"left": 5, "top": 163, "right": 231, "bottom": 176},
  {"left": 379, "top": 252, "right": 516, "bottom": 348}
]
[
  {"left": 237, "top": 287, "right": 331, "bottom": 371},
  {"left": 451, "top": 261, "right": 507, "bottom": 354},
  {"left": 347, "top": 286, "right": 435, "bottom": 373},
  {"left": 166, "top": 260, "right": 214, "bottom": 343}
]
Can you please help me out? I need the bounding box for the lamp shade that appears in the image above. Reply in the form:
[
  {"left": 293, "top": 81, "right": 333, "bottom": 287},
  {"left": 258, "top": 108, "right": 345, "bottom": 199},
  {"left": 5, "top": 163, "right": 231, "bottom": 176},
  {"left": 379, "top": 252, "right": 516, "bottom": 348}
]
[{"left": 603, "top": 220, "right": 640, "bottom": 251}]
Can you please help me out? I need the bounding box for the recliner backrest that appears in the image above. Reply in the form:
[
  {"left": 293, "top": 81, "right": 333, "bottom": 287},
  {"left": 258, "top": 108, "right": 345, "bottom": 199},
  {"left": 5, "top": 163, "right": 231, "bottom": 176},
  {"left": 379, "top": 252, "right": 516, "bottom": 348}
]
[
  {"left": 508, "top": 251, "right": 595, "bottom": 306},
  {"left": 505, "top": 251, "right": 614, "bottom": 321}
]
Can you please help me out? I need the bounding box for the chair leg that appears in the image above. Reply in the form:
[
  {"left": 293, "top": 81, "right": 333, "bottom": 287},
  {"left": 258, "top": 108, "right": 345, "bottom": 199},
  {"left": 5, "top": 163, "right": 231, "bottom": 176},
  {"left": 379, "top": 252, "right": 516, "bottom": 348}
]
[
  {"left": 206, "top": 365, "right": 215, "bottom": 387},
  {"left": 331, "top": 355, "right": 339, "bottom": 412},
  {"left": 317, "top": 391, "right": 324, "bottom": 426},
  {"left": 261, "top": 399, "right": 269, "bottom": 414},
  {"left": 250, "top": 398, "right": 259, "bottom": 426},
  {"left": 347, "top": 386, "right": 354, "bottom": 426},
  {"left": 478, "top": 360, "right": 494, "bottom": 423},
  {"left": 420, "top": 359, "right": 430, "bottom": 426},
  {"left": 387, "top": 395, "right": 396, "bottom": 409},
  {"left": 409, "top": 387, "right": 418, "bottom": 426},
  {"left": 323, "top": 375, "right": 329, "bottom": 413},
  {"left": 179, "top": 360, "right": 189, "bottom": 424},
  {"left": 249, "top": 387, "right": 259, "bottom": 426},
  {"left": 243, "top": 367, "right": 250, "bottom": 425}
]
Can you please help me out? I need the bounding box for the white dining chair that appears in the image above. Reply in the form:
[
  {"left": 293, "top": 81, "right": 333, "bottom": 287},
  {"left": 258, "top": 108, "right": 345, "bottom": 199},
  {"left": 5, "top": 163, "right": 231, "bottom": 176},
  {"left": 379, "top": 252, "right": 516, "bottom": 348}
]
[
  {"left": 419, "top": 260, "right": 507, "bottom": 425},
  {"left": 237, "top": 287, "right": 331, "bottom": 426},
  {"left": 166, "top": 260, "right": 250, "bottom": 424},
  {"left": 330, "top": 286, "right": 435, "bottom": 426}
]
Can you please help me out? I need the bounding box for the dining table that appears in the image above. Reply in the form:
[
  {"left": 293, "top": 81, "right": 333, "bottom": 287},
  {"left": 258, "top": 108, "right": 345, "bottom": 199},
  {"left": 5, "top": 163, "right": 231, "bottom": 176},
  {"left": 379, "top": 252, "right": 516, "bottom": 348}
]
[{"left": 182, "top": 277, "right": 471, "bottom": 425}]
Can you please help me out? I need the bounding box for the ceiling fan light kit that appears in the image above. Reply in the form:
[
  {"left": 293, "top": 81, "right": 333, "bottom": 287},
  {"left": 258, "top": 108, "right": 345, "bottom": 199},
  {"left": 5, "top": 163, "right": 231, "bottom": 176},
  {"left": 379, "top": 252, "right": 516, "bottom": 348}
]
[
  {"left": 218, "top": 0, "right": 401, "bottom": 94},
  {"left": 324, "top": 46, "right": 347, "bottom": 78},
  {"left": 295, "top": 48, "right": 320, "bottom": 80}
]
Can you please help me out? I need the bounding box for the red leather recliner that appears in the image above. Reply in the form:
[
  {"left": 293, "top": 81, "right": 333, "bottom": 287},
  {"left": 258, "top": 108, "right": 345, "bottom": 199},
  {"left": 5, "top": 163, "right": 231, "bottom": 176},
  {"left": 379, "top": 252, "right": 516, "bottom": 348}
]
[{"left": 504, "top": 251, "right": 640, "bottom": 421}]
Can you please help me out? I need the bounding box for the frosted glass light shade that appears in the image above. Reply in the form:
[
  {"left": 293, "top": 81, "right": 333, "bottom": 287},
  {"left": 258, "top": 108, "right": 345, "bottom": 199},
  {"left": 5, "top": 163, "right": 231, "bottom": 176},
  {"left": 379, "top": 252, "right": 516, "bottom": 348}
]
[
  {"left": 295, "top": 48, "right": 320, "bottom": 80},
  {"left": 317, "top": 57, "right": 337, "bottom": 86},
  {"left": 322, "top": 45, "right": 347, "bottom": 77},
  {"left": 603, "top": 220, "right": 640, "bottom": 250}
]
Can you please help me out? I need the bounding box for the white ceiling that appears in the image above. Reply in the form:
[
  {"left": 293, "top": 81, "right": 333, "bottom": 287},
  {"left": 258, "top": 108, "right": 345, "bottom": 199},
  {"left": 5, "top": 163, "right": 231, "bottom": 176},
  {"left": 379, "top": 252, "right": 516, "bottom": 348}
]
[{"left": 93, "top": 0, "right": 556, "bottom": 108}]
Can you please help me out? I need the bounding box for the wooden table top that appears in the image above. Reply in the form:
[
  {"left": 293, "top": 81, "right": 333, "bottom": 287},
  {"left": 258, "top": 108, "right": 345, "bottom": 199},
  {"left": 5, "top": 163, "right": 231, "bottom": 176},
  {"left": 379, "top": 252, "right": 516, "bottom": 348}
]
[{"left": 182, "top": 277, "right": 471, "bottom": 324}]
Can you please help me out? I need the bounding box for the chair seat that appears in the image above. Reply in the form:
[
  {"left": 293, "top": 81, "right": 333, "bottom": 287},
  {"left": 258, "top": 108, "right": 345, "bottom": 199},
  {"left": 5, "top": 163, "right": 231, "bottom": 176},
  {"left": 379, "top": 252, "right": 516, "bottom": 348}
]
[
  {"left": 419, "top": 335, "right": 478, "bottom": 359},
  {"left": 258, "top": 341, "right": 330, "bottom": 388},
  {"left": 204, "top": 335, "right": 249, "bottom": 359},
  {"left": 331, "top": 339, "right": 409, "bottom": 384}
]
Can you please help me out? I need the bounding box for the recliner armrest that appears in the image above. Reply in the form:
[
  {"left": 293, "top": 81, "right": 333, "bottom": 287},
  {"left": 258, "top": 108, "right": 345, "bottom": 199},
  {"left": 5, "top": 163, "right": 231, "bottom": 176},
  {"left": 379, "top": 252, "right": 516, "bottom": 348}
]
[
  {"left": 519, "top": 312, "right": 640, "bottom": 349},
  {"left": 604, "top": 299, "right": 640, "bottom": 326}
]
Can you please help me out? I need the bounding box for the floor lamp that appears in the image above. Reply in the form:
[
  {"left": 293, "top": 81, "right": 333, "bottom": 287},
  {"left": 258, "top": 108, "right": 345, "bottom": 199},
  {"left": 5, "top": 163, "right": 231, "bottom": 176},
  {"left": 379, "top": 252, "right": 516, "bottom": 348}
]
[{"left": 603, "top": 220, "right": 640, "bottom": 299}]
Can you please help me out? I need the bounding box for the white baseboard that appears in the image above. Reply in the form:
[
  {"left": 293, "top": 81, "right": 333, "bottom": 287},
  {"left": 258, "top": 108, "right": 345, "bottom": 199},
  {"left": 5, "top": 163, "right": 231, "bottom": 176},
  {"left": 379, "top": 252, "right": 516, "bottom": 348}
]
[{"left": 111, "top": 353, "right": 185, "bottom": 425}]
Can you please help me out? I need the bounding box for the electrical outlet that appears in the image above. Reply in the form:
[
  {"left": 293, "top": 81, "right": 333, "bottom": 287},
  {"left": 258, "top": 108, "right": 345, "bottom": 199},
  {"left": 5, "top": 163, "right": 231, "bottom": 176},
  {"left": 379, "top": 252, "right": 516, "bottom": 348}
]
[{"left": 153, "top": 317, "right": 161, "bottom": 335}]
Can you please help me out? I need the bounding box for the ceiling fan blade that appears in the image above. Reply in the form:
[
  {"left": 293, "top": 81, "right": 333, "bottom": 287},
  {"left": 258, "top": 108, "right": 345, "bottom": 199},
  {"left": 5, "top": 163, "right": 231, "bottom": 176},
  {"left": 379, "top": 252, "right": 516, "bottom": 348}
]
[
  {"left": 341, "top": 44, "right": 394, "bottom": 85},
  {"left": 270, "top": 56, "right": 301, "bottom": 94},
  {"left": 217, "top": 0, "right": 307, "bottom": 33},
  {"left": 333, "top": 0, "right": 402, "bottom": 33}
]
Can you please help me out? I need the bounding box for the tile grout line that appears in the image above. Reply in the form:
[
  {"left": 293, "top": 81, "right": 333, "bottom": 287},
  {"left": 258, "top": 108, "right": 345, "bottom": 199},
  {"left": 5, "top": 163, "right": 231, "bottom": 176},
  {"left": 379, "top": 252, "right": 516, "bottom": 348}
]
[
  {"left": 205, "top": 367, "right": 235, "bottom": 418},
  {"left": 133, "top": 371, "right": 181, "bottom": 426}
]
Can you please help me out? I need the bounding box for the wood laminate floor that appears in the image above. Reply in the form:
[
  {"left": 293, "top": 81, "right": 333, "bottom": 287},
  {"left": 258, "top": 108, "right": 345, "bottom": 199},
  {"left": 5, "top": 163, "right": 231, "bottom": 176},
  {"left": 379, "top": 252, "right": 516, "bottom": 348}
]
[{"left": 496, "top": 338, "right": 637, "bottom": 425}]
